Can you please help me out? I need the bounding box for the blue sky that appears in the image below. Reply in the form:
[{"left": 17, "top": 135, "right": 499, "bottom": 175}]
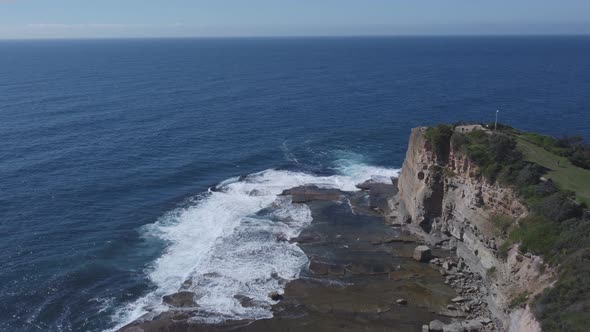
[{"left": 1, "top": 0, "right": 590, "bottom": 38}]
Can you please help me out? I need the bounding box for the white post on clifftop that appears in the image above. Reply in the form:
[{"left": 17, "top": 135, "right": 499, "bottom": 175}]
[{"left": 495, "top": 109, "right": 500, "bottom": 131}]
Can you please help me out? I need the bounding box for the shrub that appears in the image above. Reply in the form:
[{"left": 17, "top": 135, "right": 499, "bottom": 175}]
[
  {"left": 487, "top": 266, "right": 497, "bottom": 279},
  {"left": 515, "top": 163, "right": 546, "bottom": 187},
  {"left": 510, "top": 292, "right": 530, "bottom": 309},
  {"left": 510, "top": 215, "right": 558, "bottom": 257},
  {"left": 534, "top": 249, "right": 590, "bottom": 332},
  {"left": 570, "top": 148, "right": 590, "bottom": 170},
  {"left": 532, "top": 191, "right": 584, "bottom": 223},
  {"left": 424, "top": 124, "right": 454, "bottom": 164},
  {"left": 489, "top": 134, "right": 522, "bottom": 164},
  {"left": 491, "top": 215, "right": 514, "bottom": 236}
]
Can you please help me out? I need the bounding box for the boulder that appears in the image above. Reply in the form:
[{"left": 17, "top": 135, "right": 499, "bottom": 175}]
[
  {"left": 442, "top": 322, "right": 463, "bottom": 332},
  {"left": 429, "top": 320, "right": 444, "bottom": 332},
  {"left": 289, "top": 232, "right": 322, "bottom": 244},
  {"left": 396, "top": 298, "right": 407, "bottom": 305},
  {"left": 463, "top": 320, "right": 484, "bottom": 331},
  {"left": 269, "top": 291, "right": 283, "bottom": 301},
  {"left": 442, "top": 261, "right": 452, "bottom": 270},
  {"left": 234, "top": 295, "right": 256, "bottom": 308},
  {"left": 480, "top": 317, "right": 492, "bottom": 325},
  {"left": 413, "top": 246, "right": 432, "bottom": 262}
]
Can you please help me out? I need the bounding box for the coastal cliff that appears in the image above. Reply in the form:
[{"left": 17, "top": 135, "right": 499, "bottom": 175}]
[{"left": 391, "top": 126, "right": 555, "bottom": 331}]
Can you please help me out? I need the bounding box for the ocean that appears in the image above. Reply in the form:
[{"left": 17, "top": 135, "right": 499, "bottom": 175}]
[{"left": 0, "top": 36, "right": 589, "bottom": 332}]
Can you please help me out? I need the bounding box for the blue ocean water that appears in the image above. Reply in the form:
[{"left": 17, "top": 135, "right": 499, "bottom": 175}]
[{"left": 0, "top": 36, "right": 589, "bottom": 332}]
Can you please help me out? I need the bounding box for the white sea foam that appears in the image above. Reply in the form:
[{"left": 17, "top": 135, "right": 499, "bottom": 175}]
[{"left": 107, "top": 160, "right": 400, "bottom": 331}]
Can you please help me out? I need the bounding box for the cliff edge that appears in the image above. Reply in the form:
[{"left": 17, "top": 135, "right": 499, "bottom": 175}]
[{"left": 391, "top": 126, "right": 555, "bottom": 331}]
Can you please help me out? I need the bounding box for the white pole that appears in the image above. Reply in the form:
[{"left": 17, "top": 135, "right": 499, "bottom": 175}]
[{"left": 495, "top": 110, "right": 500, "bottom": 131}]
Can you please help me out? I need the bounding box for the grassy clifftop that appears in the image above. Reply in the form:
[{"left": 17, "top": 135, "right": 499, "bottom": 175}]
[
  {"left": 425, "top": 123, "right": 590, "bottom": 332},
  {"left": 517, "top": 137, "right": 590, "bottom": 206}
]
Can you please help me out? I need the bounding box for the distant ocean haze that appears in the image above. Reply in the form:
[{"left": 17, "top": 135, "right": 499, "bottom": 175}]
[{"left": 0, "top": 36, "right": 589, "bottom": 331}]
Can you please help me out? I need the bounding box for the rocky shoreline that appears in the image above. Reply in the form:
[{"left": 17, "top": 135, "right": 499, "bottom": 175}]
[
  {"left": 120, "top": 181, "right": 500, "bottom": 332},
  {"left": 119, "top": 126, "right": 554, "bottom": 332}
]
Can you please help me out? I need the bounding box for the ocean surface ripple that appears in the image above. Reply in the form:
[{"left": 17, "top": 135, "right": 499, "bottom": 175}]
[{"left": 0, "top": 36, "right": 589, "bottom": 331}]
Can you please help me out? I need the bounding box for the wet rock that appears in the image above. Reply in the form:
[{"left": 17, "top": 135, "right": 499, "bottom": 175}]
[
  {"left": 328, "top": 264, "right": 346, "bottom": 276},
  {"left": 422, "top": 325, "right": 430, "bottom": 332},
  {"left": 309, "top": 259, "right": 330, "bottom": 275},
  {"left": 276, "top": 232, "right": 288, "bottom": 242},
  {"left": 348, "top": 262, "right": 374, "bottom": 275},
  {"left": 442, "top": 322, "right": 462, "bottom": 332},
  {"left": 162, "top": 291, "right": 197, "bottom": 308},
  {"left": 180, "top": 278, "right": 193, "bottom": 290},
  {"left": 396, "top": 298, "right": 407, "bottom": 305},
  {"left": 463, "top": 320, "right": 484, "bottom": 331},
  {"left": 289, "top": 232, "right": 322, "bottom": 244},
  {"left": 371, "top": 235, "right": 416, "bottom": 245},
  {"left": 281, "top": 186, "right": 343, "bottom": 203},
  {"left": 269, "top": 291, "right": 283, "bottom": 301},
  {"left": 234, "top": 295, "right": 256, "bottom": 308},
  {"left": 121, "top": 327, "right": 144, "bottom": 332},
  {"left": 248, "top": 189, "right": 264, "bottom": 196},
  {"left": 429, "top": 319, "right": 445, "bottom": 332},
  {"left": 355, "top": 180, "right": 398, "bottom": 213},
  {"left": 413, "top": 245, "right": 432, "bottom": 262}
]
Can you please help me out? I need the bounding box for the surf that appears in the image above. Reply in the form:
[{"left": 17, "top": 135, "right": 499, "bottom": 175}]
[{"left": 108, "top": 161, "right": 400, "bottom": 331}]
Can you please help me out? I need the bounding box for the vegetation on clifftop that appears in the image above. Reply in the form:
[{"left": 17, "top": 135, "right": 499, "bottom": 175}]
[
  {"left": 424, "top": 124, "right": 453, "bottom": 163},
  {"left": 424, "top": 123, "right": 590, "bottom": 332}
]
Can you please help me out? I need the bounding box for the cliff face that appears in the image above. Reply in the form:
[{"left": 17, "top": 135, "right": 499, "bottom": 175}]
[{"left": 392, "top": 127, "right": 554, "bottom": 331}]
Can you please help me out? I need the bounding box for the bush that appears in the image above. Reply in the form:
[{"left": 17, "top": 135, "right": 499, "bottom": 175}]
[
  {"left": 524, "top": 133, "right": 590, "bottom": 170},
  {"left": 424, "top": 124, "right": 454, "bottom": 164},
  {"left": 487, "top": 266, "right": 497, "bottom": 279},
  {"left": 532, "top": 191, "right": 584, "bottom": 223},
  {"left": 511, "top": 215, "right": 559, "bottom": 257},
  {"left": 534, "top": 249, "right": 590, "bottom": 332},
  {"left": 491, "top": 215, "right": 514, "bottom": 236},
  {"left": 570, "top": 148, "right": 590, "bottom": 169},
  {"left": 489, "top": 134, "right": 522, "bottom": 164},
  {"left": 510, "top": 292, "right": 530, "bottom": 309}
]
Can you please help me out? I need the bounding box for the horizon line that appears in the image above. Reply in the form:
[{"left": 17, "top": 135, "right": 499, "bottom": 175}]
[{"left": 1, "top": 32, "right": 590, "bottom": 41}]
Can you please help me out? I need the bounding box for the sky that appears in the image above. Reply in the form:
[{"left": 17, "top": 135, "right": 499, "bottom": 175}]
[{"left": 1, "top": 0, "right": 590, "bottom": 39}]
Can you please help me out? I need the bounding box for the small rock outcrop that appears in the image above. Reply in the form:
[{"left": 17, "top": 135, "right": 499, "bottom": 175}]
[
  {"left": 281, "top": 186, "right": 343, "bottom": 203},
  {"left": 162, "top": 291, "right": 197, "bottom": 308},
  {"left": 396, "top": 298, "right": 407, "bottom": 305},
  {"left": 268, "top": 291, "right": 283, "bottom": 301}
]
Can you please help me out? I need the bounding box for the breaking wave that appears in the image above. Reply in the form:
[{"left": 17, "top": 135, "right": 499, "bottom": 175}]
[{"left": 107, "top": 160, "right": 400, "bottom": 331}]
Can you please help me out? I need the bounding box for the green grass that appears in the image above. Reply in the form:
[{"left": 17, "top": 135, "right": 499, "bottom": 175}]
[{"left": 517, "top": 136, "right": 590, "bottom": 206}]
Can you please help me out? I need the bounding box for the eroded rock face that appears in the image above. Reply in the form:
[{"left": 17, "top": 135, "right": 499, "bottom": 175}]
[
  {"left": 395, "top": 127, "right": 528, "bottom": 232},
  {"left": 392, "top": 127, "right": 554, "bottom": 331}
]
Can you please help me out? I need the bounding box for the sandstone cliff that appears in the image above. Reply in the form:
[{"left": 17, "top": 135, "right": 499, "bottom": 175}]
[{"left": 391, "top": 127, "right": 554, "bottom": 331}]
